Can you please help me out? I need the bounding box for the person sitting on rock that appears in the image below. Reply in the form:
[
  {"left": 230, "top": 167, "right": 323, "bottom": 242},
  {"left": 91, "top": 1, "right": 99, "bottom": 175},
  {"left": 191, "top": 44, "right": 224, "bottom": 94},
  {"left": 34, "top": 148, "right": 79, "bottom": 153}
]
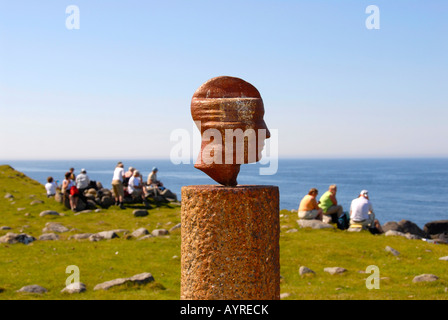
[
  {"left": 147, "top": 167, "right": 164, "bottom": 188},
  {"left": 128, "top": 170, "right": 149, "bottom": 205},
  {"left": 318, "top": 185, "right": 343, "bottom": 224},
  {"left": 123, "top": 166, "right": 135, "bottom": 187},
  {"left": 45, "top": 176, "right": 58, "bottom": 198},
  {"left": 298, "top": 188, "right": 323, "bottom": 221},
  {"left": 349, "top": 190, "right": 384, "bottom": 234},
  {"left": 75, "top": 168, "right": 90, "bottom": 200}
]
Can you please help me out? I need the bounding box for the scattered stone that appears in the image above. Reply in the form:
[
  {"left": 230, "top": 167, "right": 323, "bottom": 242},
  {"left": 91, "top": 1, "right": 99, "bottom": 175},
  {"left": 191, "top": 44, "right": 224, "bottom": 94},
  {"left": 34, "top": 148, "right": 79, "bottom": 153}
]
[
  {"left": 412, "top": 274, "right": 439, "bottom": 283},
  {"left": 4, "top": 193, "right": 14, "bottom": 199},
  {"left": 39, "top": 210, "right": 60, "bottom": 217},
  {"left": 0, "top": 226, "right": 11, "bottom": 231},
  {"left": 280, "top": 292, "right": 291, "bottom": 299},
  {"left": 0, "top": 233, "right": 36, "bottom": 245},
  {"left": 42, "top": 222, "right": 69, "bottom": 233},
  {"left": 397, "top": 220, "right": 426, "bottom": 238},
  {"left": 30, "top": 200, "right": 44, "bottom": 205},
  {"left": 299, "top": 266, "right": 315, "bottom": 275},
  {"left": 151, "top": 229, "right": 169, "bottom": 237},
  {"left": 169, "top": 223, "right": 181, "bottom": 232},
  {"left": 133, "top": 209, "right": 149, "bottom": 217},
  {"left": 94, "top": 209, "right": 102, "bottom": 213},
  {"left": 385, "top": 246, "right": 400, "bottom": 256},
  {"left": 69, "top": 233, "right": 93, "bottom": 240},
  {"left": 439, "top": 256, "right": 448, "bottom": 261},
  {"left": 132, "top": 228, "right": 149, "bottom": 238},
  {"left": 286, "top": 228, "right": 298, "bottom": 233},
  {"left": 297, "top": 219, "right": 334, "bottom": 230},
  {"left": 93, "top": 272, "right": 154, "bottom": 291},
  {"left": 96, "top": 231, "right": 119, "bottom": 240},
  {"left": 39, "top": 233, "right": 59, "bottom": 241},
  {"left": 61, "top": 282, "right": 86, "bottom": 294},
  {"left": 424, "top": 220, "right": 448, "bottom": 237},
  {"left": 16, "top": 285, "right": 47, "bottom": 294},
  {"left": 88, "top": 234, "right": 103, "bottom": 242},
  {"left": 138, "top": 235, "right": 154, "bottom": 240},
  {"left": 385, "top": 230, "right": 421, "bottom": 240},
  {"left": 324, "top": 267, "right": 347, "bottom": 275},
  {"left": 17, "top": 208, "right": 26, "bottom": 211}
]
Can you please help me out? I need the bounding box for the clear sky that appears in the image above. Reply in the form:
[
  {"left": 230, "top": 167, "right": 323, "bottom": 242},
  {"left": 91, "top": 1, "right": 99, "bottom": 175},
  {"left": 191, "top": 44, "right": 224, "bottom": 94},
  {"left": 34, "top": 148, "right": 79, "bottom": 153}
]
[{"left": 1, "top": 0, "right": 447, "bottom": 160}]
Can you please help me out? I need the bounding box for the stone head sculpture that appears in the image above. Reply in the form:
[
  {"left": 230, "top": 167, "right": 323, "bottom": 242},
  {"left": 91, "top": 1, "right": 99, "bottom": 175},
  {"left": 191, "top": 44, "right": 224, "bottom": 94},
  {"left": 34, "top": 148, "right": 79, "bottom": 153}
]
[{"left": 191, "top": 76, "right": 270, "bottom": 186}]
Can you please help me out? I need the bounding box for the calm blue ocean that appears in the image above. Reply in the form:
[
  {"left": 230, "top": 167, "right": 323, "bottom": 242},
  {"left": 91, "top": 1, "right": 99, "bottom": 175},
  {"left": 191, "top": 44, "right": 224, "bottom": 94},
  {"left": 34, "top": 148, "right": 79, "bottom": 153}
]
[{"left": 4, "top": 158, "right": 448, "bottom": 228}]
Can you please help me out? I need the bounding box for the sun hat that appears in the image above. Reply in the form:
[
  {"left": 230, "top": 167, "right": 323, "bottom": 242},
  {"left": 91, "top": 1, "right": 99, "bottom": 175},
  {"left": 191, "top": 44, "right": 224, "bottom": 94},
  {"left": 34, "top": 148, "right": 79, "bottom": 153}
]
[
  {"left": 152, "top": 167, "right": 158, "bottom": 171},
  {"left": 360, "top": 190, "right": 369, "bottom": 196},
  {"left": 81, "top": 168, "right": 86, "bottom": 173}
]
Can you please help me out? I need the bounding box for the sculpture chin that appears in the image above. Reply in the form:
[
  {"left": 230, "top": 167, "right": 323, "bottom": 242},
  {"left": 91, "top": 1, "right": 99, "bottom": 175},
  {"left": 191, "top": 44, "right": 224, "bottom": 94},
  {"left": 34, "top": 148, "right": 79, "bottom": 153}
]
[{"left": 194, "top": 163, "right": 240, "bottom": 187}]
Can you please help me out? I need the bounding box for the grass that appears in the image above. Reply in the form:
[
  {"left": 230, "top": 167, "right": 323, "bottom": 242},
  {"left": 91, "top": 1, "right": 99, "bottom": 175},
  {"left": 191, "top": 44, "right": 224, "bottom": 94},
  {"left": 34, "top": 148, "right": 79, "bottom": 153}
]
[{"left": 1, "top": 164, "right": 448, "bottom": 300}]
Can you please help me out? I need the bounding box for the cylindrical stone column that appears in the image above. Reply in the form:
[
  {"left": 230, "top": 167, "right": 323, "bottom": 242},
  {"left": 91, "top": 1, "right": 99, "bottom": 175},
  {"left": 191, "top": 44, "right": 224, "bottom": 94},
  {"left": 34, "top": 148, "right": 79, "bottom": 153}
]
[{"left": 181, "top": 185, "right": 280, "bottom": 300}]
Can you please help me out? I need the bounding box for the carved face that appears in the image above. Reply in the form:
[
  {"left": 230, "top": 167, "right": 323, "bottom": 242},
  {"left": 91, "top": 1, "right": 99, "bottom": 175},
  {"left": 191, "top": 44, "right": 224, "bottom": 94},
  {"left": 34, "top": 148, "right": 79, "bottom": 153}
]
[{"left": 191, "top": 76, "right": 270, "bottom": 186}]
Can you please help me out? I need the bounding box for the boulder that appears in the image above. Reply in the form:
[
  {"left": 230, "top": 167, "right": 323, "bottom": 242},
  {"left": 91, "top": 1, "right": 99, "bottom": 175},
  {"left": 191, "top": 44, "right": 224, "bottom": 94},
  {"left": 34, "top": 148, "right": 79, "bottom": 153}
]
[
  {"left": 324, "top": 267, "right": 347, "bottom": 275},
  {"left": 382, "top": 221, "right": 400, "bottom": 233},
  {"left": 16, "top": 285, "right": 47, "bottom": 294},
  {"left": 54, "top": 192, "right": 63, "bottom": 203},
  {"left": 100, "top": 196, "right": 114, "bottom": 208},
  {"left": 385, "top": 246, "right": 400, "bottom": 256},
  {"left": 30, "top": 200, "right": 44, "bottom": 205},
  {"left": 69, "top": 233, "right": 93, "bottom": 240},
  {"left": 439, "top": 256, "right": 448, "bottom": 261},
  {"left": 86, "top": 200, "right": 98, "bottom": 210},
  {"left": 0, "top": 233, "right": 36, "bottom": 245},
  {"left": 93, "top": 272, "right": 154, "bottom": 291},
  {"left": 131, "top": 228, "right": 150, "bottom": 238},
  {"left": 4, "top": 193, "right": 14, "bottom": 199},
  {"left": 397, "top": 220, "right": 426, "bottom": 238},
  {"left": 96, "top": 231, "right": 119, "bottom": 240},
  {"left": 412, "top": 274, "right": 439, "bottom": 283},
  {"left": 133, "top": 209, "right": 149, "bottom": 217},
  {"left": 151, "top": 229, "right": 169, "bottom": 237},
  {"left": 385, "top": 230, "right": 421, "bottom": 240},
  {"left": 424, "top": 220, "right": 448, "bottom": 237},
  {"left": 297, "top": 219, "right": 334, "bottom": 230},
  {"left": 61, "top": 282, "right": 86, "bottom": 294},
  {"left": 299, "top": 266, "right": 315, "bottom": 275},
  {"left": 39, "top": 233, "right": 59, "bottom": 241},
  {"left": 42, "top": 222, "right": 69, "bottom": 233},
  {"left": 0, "top": 226, "right": 11, "bottom": 231},
  {"left": 39, "top": 210, "right": 60, "bottom": 217}
]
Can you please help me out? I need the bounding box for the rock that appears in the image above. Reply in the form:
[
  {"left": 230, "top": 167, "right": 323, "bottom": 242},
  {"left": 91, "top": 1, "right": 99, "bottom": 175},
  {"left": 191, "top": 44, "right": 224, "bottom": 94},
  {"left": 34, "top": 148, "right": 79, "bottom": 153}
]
[
  {"left": 42, "top": 222, "right": 69, "bottom": 233},
  {"left": 133, "top": 209, "right": 149, "bottom": 217},
  {"left": 93, "top": 272, "right": 154, "bottom": 291},
  {"left": 0, "top": 233, "right": 36, "bottom": 245},
  {"left": 324, "top": 267, "right": 347, "bottom": 275},
  {"left": 439, "top": 256, "right": 448, "bottom": 261},
  {"left": 385, "top": 246, "right": 400, "bottom": 256},
  {"left": 397, "top": 220, "right": 426, "bottom": 238},
  {"left": 424, "top": 220, "right": 448, "bottom": 236},
  {"left": 286, "top": 228, "right": 298, "bottom": 233},
  {"left": 412, "top": 274, "right": 439, "bottom": 283},
  {"left": 16, "top": 285, "right": 47, "bottom": 294},
  {"left": 0, "top": 226, "right": 11, "bottom": 230},
  {"left": 4, "top": 193, "right": 14, "bottom": 199},
  {"left": 297, "top": 219, "right": 334, "bottom": 230},
  {"left": 385, "top": 230, "right": 421, "bottom": 240},
  {"left": 30, "top": 200, "right": 44, "bottom": 205},
  {"left": 39, "top": 210, "right": 60, "bottom": 217},
  {"left": 86, "top": 200, "right": 98, "bottom": 210},
  {"left": 382, "top": 221, "right": 400, "bottom": 233},
  {"left": 96, "top": 231, "right": 119, "bottom": 240},
  {"left": 131, "top": 228, "right": 150, "bottom": 238},
  {"left": 299, "top": 266, "right": 315, "bottom": 275},
  {"left": 69, "top": 233, "right": 93, "bottom": 240},
  {"left": 100, "top": 196, "right": 114, "bottom": 208},
  {"left": 39, "top": 233, "right": 59, "bottom": 241},
  {"left": 280, "top": 292, "right": 291, "bottom": 299},
  {"left": 88, "top": 234, "right": 103, "bottom": 242},
  {"left": 138, "top": 235, "right": 154, "bottom": 240},
  {"left": 169, "top": 223, "right": 181, "bottom": 232},
  {"left": 61, "top": 282, "right": 86, "bottom": 294},
  {"left": 151, "top": 229, "right": 169, "bottom": 237}
]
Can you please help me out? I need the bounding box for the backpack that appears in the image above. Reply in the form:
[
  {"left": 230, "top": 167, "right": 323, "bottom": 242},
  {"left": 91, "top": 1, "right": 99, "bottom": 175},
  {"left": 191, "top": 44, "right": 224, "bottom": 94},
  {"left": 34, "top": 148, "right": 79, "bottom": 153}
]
[{"left": 337, "top": 212, "right": 350, "bottom": 230}]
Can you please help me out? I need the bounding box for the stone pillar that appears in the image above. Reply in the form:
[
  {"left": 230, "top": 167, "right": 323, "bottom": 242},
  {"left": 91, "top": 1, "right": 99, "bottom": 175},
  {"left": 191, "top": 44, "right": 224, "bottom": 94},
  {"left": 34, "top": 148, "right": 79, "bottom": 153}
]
[{"left": 181, "top": 185, "right": 280, "bottom": 300}]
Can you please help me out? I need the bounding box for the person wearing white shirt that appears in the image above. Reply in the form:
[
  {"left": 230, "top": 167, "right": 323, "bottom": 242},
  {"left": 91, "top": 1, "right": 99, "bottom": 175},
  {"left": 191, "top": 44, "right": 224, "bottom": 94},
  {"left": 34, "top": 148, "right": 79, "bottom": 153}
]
[
  {"left": 112, "top": 162, "right": 125, "bottom": 209},
  {"left": 76, "top": 169, "right": 90, "bottom": 200},
  {"left": 45, "top": 177, "right": 58, "bottom": 197},
  {"left": 128, "top": 170, "right": 149, "bottom": 205},
  {"left": 349, "top": 190, "right": 383, "bottom": 233}
]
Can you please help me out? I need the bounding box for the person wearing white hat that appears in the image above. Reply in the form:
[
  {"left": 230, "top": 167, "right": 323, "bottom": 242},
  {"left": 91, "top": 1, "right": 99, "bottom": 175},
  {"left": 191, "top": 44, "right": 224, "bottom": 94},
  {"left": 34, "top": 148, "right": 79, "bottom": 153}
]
[{"left": 349, "top": 190, "right": 383, "bottom": 233}]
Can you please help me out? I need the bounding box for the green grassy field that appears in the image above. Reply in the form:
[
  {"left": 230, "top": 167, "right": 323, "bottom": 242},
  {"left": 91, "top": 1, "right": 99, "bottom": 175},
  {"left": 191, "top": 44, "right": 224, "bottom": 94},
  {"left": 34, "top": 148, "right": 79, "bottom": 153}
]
[{"left": 1, "top": 164, "right": 447, "bottom": 300}]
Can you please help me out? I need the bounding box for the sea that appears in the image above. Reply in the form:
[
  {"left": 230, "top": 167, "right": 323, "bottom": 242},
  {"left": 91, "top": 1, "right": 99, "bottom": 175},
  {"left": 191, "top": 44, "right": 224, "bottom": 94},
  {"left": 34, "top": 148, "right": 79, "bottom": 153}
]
[{"left": 4, "top": 158, "right": 448, "bottom": 228}]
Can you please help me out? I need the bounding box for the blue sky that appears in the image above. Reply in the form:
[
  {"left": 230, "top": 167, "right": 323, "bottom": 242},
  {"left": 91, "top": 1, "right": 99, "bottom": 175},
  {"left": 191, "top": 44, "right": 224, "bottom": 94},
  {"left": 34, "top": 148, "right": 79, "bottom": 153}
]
[{"left": 1, "top": 0, "right": 447, "bottom": 159}]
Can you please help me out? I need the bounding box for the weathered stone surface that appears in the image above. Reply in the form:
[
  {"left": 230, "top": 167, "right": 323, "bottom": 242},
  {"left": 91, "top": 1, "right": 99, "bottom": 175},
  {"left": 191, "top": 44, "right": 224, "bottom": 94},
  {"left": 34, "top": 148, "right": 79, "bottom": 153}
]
[
  {"left": 324, "top": 267, "right": 347, "bottom": 275},
  {"left": 93, "top": 273, "right": 154, "bottom": 291},
  {"left": 96, "top": 231, "right": 119, "bottom": 240},
  {"left": 138, "top": 235, "right": 154, "bottom": 240},
  {"left": 16, "top": 285, "right": 47, "bottom": 294},
  {"left": 181, "top": 185, "right": 280, "bottom": 300},
  {"left": 397, "top": 220, "right": 426, "bottom": 238},
  {"left": 385, "top": 246, "right": 400, "bottom": 256},
  {"left": 133, "top": 209, "right": 149, "bottom": 217},
  {"left": 412, "top": 274, "right": 439, "bottom": 283},
  {"left": 131, "top": 228, "right": 149, "bottom": 238},
  {"left": 439, "top": 256, "right": 448, "bottom": 261},
  {"left": 297, "top": 219, "right": 334, "bottom": 230},
  {"left": 151, "top": 229, "right": 169, "bottom": 237},
  {"left": 4, "top": 193, "right": 14, "bottom": 199},
  {"left": 61, "top": 282, "right": 86, "bottom": 294},
  {"left": 42, "top": 222, "right": 69, "bottom": 233},
  {"left": 299, "top": 266, "right": 315, "bottom": 275},
  {"left": 39, "top": 210, "right": 60, "bottom": 217},
  {"left": 385, "top": 230, "right": 421, "bottom": 240},
  {"left": 30, "top": 200, "right": 44, "bottom": 205},
  {"left": 0, "top": 232, "right": 36, "bottom": 244},
  {"left": 39, "top": 233, "right": 59, "bottom": 241},
  {"left": 0, "top": 226, "right": 11, "bottom": 230},
  {"left": 169, "top": 223, "right": 181, "bottom": 232}
]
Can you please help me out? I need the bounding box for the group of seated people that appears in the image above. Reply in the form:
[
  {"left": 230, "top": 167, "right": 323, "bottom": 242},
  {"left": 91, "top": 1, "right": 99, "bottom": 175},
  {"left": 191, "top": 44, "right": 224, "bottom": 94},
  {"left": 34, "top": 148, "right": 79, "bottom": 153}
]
[{"left": 298, "top": 184, "right": 384, "bottom": 234}]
